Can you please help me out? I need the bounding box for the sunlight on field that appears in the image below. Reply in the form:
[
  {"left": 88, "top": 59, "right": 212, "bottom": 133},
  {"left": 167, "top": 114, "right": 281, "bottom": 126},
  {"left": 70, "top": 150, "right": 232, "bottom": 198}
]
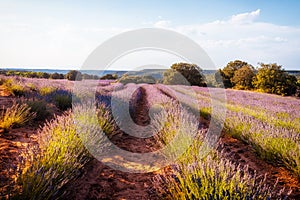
[{"left": 0, "top": 75, "right": 299, "bottom": 199}]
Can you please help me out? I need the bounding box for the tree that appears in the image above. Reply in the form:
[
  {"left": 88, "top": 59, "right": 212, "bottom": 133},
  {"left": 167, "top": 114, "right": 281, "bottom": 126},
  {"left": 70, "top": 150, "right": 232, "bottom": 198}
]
[
  {"left": 163, "top": 69, "right": 190, "bottom": 85},
  {"left": 220, "top": 60, "right": 249, "bottom": 88},
  {"left": 296, "top": 78, "right": 300, "bottom": 97},
  {"left": 231, "top": 65, "right": 255, "bottom": 90},
  {"left": 252, "top": 63, "right": 297, "bottom": 96},
  {"left": 163, "top": 63, "right": 206, "bottom": 86},
  {"left": 82, "top": 73, "right": 92, "bottom": 80},
  {"left": 40, "top": 72, "right": 50, "bottom": 79},
  {"left": 100, "top": 74, "right": 118, "bottom": 80},
  {"left": 50, "top": 72, "right": 59, "bottom": 79},
  {"left": 50, "top": 72, "right": 62, "bottom": 79},
  {"left": 65, "top": 70, "right": 82, "bottom": 81}
]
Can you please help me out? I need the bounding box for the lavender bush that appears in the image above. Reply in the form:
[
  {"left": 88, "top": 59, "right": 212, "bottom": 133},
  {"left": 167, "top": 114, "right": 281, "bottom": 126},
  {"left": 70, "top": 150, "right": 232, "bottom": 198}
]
[
  {"left": 11, "top": 102, "right": 113, "bottom": 199},
  {"left": 154, "top": 153, "right": 280, "bottom": 200},
  {"left": 0, "top": 102, "right": 36, "bottom": 133},
  {"left": 149, "top": 87, "right": 279, "bottom": 199}
]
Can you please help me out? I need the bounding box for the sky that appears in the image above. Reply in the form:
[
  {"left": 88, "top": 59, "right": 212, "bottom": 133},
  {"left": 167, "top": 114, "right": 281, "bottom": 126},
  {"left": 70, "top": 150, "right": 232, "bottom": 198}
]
[{"left": 0, "top": 0, "right": 300, "bottom": 70}]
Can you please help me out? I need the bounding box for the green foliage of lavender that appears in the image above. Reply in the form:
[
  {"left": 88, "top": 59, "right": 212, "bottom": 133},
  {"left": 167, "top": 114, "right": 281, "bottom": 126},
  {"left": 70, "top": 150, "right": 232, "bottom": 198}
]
[
  {"left": 25, "top": 100, "right": 50, "bottom": 121},
  {"left": 225, "top": 111, "right": 300, "bottom": 179},
  {"left": 2, "top": 78, "right": 27, "bottom": 96},
  {"left": 38, "top": 86, "right": 56, "bottom": 96},
  {"left": 53, "top": 93, "right": 72, "bottom": 111},
  {"left": 12, "top": 111, "right": 91, "bottom": 199},
  {"left": 11, "top": 102, "right": 114, "bottom": 199},
  {"left": 42, "top": 89, "right": 73, "bottom": 111},
  {"left": 0, "top": 103, "right": 36, "bottom": 133},
  {"left": 151, "top": 96, "right": 276, "bottom": 199},
  {"left": 155, "top": 154, "right": 277, "bottom": 200}
]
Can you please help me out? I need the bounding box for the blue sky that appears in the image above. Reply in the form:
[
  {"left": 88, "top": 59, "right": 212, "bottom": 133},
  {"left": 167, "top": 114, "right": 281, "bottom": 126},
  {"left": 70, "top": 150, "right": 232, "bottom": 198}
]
[{"left": 1, "top": 0, "right": 300, "bottom": 70}]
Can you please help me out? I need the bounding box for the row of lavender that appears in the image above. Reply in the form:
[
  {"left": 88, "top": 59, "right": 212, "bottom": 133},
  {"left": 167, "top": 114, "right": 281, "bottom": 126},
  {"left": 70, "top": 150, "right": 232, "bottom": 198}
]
[
  {"left": 143, "top": 85, "right": 285, "bottom": 199},
  {"left": 173, "top": 85, "right": 300, "bottom": 179}
]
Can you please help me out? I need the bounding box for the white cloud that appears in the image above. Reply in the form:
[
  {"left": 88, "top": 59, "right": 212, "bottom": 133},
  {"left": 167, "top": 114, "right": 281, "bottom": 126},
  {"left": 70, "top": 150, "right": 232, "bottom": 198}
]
[
  {"left": 152, "top": 9, "right": 300, "bottom": 69},
  {"left": 230, "top": 9, "right": 260, "bottom": 24},
  {"left": 153, "top": 20, "right": 171, "bottom": 28}
]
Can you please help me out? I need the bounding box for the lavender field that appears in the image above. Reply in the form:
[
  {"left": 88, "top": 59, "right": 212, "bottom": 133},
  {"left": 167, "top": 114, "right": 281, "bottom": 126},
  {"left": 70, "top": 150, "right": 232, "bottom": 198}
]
[{"left": 0, "top": 75, "right": 300, "bottom": 199}]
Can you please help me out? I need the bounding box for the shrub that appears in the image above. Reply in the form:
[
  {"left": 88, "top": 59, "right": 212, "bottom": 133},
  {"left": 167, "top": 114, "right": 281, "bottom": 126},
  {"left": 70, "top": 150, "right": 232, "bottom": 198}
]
[
  {"left": 232, "top": 65, "right": 255, "bottom": 90},
  {"left": 11, "top": 103, "right": 114, "bottom": 199},
  {"left": 50, "top": 72, "right": 64, "bottom": 79},
  {"left": 150, "top": 92, "right": 281, "bottom": 199},
  {"left": 96, "top": 104, "right": 117, "bottom": 137},
  {"left": 100, "top": 74, "right": 118, "bottom": 80},
  {"left": 155, "top": 153, "right": 279, "bottom": 200},
  {"left": 253, "top": 63, "right": 297, "bottom": 96},
  {"left": 152, "top": 102, "right": 199, "bottom": 160},
  {"left": 10, "top": 84, "right": 26, "bottom": 96},
  {"left": 3, "top": 79, "right": 27, "bottom": 96},
  {"left": 12, "top": 111, "right": 91, "bottom": 200},
  {"left": 162, "top": 69, "right": 190, "bottom": 85},
  {"left": 39, "top": 86, "right": 56, "bottom": 96},
  {"left": 45, "top": 89, "right": 72, "bottom": 111},
  {"left": 0, "top": 103, "right": 36, "bottom": 133},
  {"left": 164, "top": 63, "right": 206, "bottom": 86},
  {"left": 73, "top": 102, "right": 117, "bottom": 138},
  {"left": 26, "top": 100, "right": 50, "bottom": 121},
  {"left": 219, "top": 60, "right": 250, "bottom": 88},
  {"left": 54, "top": 94, "right": 72, "bottom": 111},
  {"left": 65, "top": 70, "right": 82, "bottom": 81},
  {"left": 26, "top": 83, "right": 37, "bottom": 92}
]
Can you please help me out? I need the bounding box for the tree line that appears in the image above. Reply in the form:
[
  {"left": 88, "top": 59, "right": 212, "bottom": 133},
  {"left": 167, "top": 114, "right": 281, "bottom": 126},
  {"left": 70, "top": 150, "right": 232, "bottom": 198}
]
[
  {"left": 0, "top": 70, "right": 115, "bottom": 81},
  {"left": 218, "top": 60, "right": 299, "bottom": 96},
  {"left": 162, "top": 61, "right": 300, "bottom": 96},
  {"left": 1, "top": 60, "right": 300, "bottom": 96}
]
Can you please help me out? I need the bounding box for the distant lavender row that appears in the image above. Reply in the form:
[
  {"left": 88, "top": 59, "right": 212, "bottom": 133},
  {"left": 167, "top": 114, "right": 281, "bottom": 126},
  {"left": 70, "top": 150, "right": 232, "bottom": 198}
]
[
  {"left": 226, "top": 89, "right": 300, "bottom": 120},
  {"left": 0, "top": 75, "right": 72, "bottom": 90}
]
